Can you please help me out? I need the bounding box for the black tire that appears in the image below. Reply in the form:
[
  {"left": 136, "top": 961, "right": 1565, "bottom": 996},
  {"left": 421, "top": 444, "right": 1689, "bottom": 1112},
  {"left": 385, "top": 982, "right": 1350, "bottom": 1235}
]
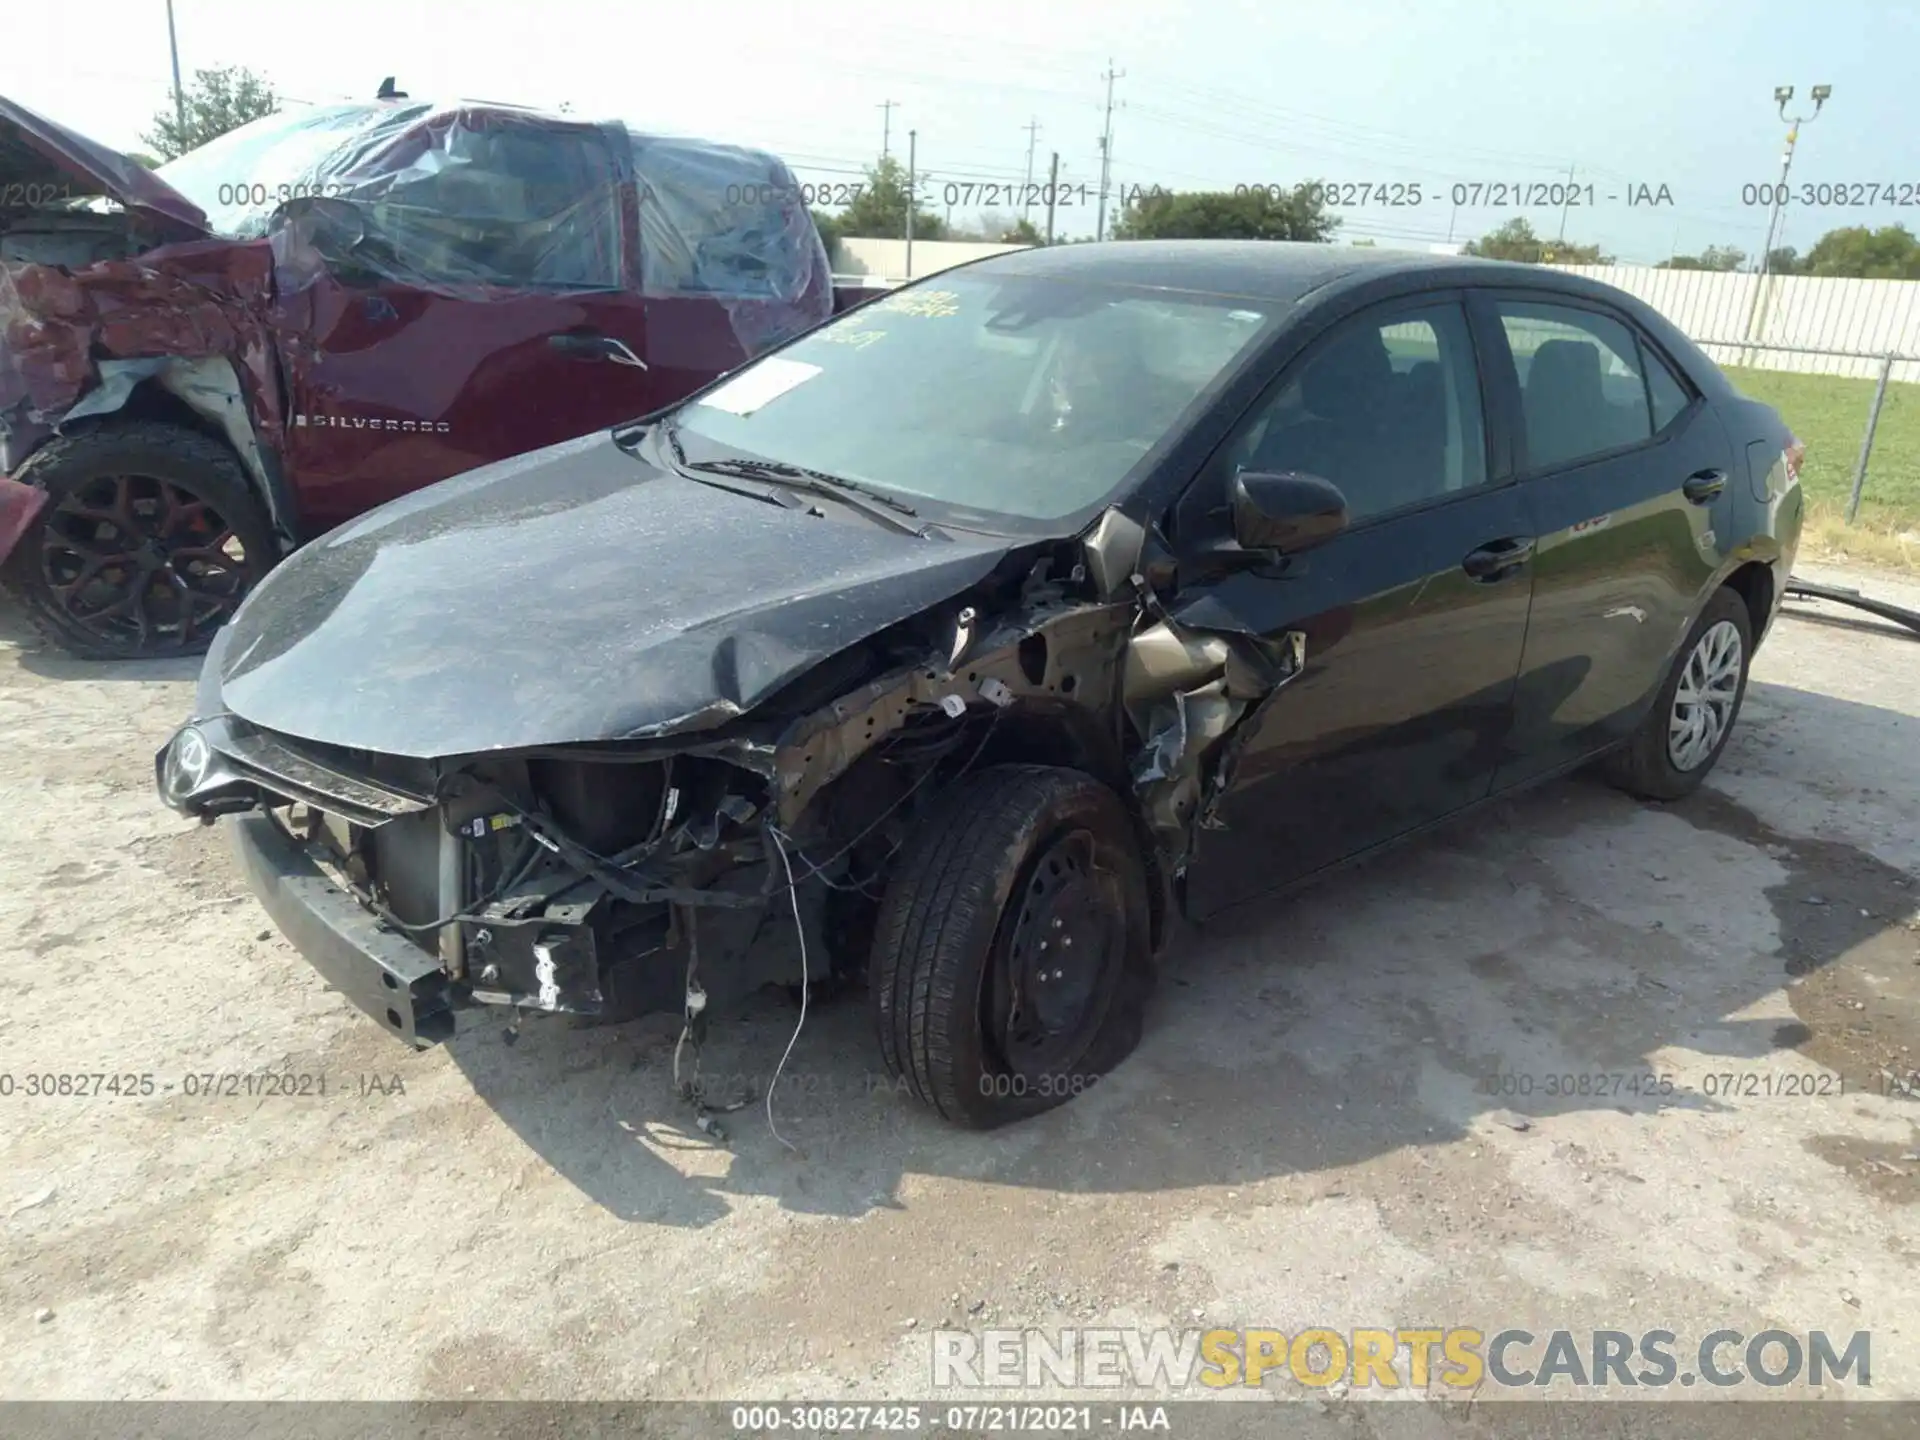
[
  {"left": 870, "top": 764, "right": 1154, "bottom": 1129},
  {"left": 1, "top": 421, "right": 276, "bottom": 660},
  {"left": 1602, "top": 587, "right": 1754, "bottom": 801}
]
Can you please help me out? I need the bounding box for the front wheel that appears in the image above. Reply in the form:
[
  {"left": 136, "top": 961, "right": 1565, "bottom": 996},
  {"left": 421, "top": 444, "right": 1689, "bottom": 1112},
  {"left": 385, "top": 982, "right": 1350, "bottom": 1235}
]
[
  {"left": 869, "top": 764, "right": 1153, "bottom": 1129},
  {"left": 1, "top": 421, "right": 276, "bottom": 660},
  {"left": 1602, "top": 587, "right": 1753, "bottom": 801}
]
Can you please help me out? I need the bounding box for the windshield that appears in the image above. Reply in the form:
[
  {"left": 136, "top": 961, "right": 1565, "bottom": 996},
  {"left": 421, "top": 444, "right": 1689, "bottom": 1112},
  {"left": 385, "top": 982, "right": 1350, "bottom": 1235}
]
[
  {"left": 672, "top": 272, "right": 1274, "bottom": 532},
  {"left": 156, "top": 102, "right": 433, "bottom": 238}
]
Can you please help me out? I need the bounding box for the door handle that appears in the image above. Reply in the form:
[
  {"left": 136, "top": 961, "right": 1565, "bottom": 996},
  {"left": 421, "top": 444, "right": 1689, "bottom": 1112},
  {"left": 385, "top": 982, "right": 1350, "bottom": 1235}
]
[
  {"left": 548, "top": 330, "right": 648, "bottom": 369},
  {"left": 1461, "top": 536, "right": 1535, "bottom": 582},
  {"left": 1682, "top": 468, "right": 1727, "bottom": 504}
]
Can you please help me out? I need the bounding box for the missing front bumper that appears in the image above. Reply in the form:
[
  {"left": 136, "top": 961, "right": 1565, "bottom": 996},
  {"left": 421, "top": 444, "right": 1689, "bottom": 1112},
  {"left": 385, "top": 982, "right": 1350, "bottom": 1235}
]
[{"left": 228, "top": 811, "right": 459, "bottom": 1046}]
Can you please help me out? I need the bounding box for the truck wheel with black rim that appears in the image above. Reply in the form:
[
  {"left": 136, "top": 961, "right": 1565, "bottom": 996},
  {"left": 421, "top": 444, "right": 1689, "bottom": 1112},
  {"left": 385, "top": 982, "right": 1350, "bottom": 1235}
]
[
  {"left": 1, "top": 421, "right": 277, "bottom": 660},
  {"left": 1602, "top": 586, "right": 1754, "bottom": 801},
  {"left": 869, "top": 764, "right": 1154, "bottom": 1129}
]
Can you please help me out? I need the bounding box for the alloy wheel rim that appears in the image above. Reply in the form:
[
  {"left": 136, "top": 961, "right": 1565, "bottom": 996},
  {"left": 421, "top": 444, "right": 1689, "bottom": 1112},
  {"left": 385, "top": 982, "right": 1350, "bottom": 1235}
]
[
  {"left": 1667, "top": 619, "right": 1743, "bottom": 772},
  {"left": 41, "top": 474, "right": 254, "bottom": 650}
]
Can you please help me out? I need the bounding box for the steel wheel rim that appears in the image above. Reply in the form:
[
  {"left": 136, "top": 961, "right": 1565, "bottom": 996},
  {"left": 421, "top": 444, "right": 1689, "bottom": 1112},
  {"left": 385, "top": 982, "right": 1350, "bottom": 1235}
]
[
  {"left": 40, "top": 473, "right": 255, "bottom": 649},
  {"left": 989, "top": 828, "right": 1124, "bottom": 1078},
  {"left": 1667, "top": 619, "right": 1743, "bottom": 772}
]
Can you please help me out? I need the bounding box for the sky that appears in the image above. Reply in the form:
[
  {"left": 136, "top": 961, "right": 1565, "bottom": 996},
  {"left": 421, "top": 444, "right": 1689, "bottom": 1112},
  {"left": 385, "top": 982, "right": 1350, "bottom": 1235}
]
[{"left": 9, "top": 0, "right": 1919, "bottom": 264}]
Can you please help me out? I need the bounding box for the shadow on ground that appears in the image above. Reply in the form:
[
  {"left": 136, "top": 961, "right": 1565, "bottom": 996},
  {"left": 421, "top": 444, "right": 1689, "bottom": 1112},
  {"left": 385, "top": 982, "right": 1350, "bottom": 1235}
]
[
  {"left": 380, "top": 676, "right": 1919, "bottom": 1228},
  {"left": 0, "top": 598, "right": 202, "bottom": 685}
]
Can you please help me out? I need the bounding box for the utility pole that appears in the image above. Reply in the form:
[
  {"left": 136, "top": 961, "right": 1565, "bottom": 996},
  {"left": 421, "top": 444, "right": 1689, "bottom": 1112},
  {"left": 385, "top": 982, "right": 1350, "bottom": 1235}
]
[
  {"left": 165, "top": 0, "right": 186, "bottom": 133},
  {"left": 904, "top": 129, "right": 917, "bottom": 279},
  {"left": 1021, "top": 119, "right": 1042, "bottom": 220},
  {"left": 1744, "top": 83, "right": 1831, "bottom": 355},
  {"left": 1044, "top": 152, "right": 1060, "bottom": 244},
  {"left": 1555, "top": 163, "right": 1576, "bottom": 243},
  {"left": 878, "top": 99, "right": 898, "bottom": 162},
  {"left": 1094, "top": 61, "right": 1125, "bottom": 243}
]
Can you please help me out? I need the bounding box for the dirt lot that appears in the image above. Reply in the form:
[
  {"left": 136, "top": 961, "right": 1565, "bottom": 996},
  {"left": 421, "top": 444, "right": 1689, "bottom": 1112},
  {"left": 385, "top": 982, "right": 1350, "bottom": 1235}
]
[{"left": 2, "top": 560, "right": 1917, "bottom": 1421}]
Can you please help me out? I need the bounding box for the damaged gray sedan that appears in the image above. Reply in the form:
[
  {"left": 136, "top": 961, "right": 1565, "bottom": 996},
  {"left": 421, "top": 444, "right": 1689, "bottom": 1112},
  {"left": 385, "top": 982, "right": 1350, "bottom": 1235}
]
[{"left": 156, "top": 241, "right": 1802, "bottom": 1128}]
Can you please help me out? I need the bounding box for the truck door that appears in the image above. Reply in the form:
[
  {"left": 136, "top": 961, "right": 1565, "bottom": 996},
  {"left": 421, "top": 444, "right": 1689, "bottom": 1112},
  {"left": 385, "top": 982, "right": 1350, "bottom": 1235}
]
[{"left": 270, "top": 112, "right": 660, "bottom": 535}]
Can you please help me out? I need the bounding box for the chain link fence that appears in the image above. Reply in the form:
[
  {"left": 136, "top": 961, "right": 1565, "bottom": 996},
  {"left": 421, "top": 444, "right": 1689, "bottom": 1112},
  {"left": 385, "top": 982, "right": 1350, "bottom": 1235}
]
[{"left": 1695, "top": 340, "right": 1920, "bottom": 551}]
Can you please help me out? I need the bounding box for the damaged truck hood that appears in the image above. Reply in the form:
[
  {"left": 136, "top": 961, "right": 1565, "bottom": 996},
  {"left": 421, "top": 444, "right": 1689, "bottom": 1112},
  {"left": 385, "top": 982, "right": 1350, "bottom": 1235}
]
[
  {"left": 0, "top": 95, "right": 209, "bottom": 239},
  {"left": 213, "top": 432, "right": 1015, "bottom": 758}
]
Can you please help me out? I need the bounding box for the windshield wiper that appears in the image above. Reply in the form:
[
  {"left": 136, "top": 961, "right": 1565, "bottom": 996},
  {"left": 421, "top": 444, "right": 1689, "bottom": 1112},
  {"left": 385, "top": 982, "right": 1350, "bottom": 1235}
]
[
  {"left": 682, "top": 457, "right": 927, "bottom": 537},
  {"left": 688, "top": 457, "right": 916, "bottom": 516},
  {"left": 631, "top": 420, "right": 928, "bottom": 537}
]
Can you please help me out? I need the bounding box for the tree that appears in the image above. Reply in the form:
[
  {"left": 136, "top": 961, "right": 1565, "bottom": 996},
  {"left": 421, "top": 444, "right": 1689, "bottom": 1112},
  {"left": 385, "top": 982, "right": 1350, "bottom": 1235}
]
[
  {"left": 143, "top": 65, "right": 279, "bottom": 161},
  {"left": 1107, "top": 185, "right": 1337, "bottom": 243},
  {"left": 1800, "top": 224, "right": 1920, "bottom": 280},
  {"left": 834, "top": 156, "right": 948, "bottom": 241},
  {"left": 810, "top": 209, "right": 843, "bottom": 266},
  {"left": 1463, "top": 217, "right": 1611, "bottom": 265},
  {"left": 1765, "top": 246, "right": 1805, "bottom": 275},
  {"left": 1465, "top": 217, "right": 1614, "bottom": 264},
  {"left": 948, "top": 211, "right": 1042, "bottom": 244},
  {"left": 1657, "top": 244, "right": 1746, "bottom": 271}
]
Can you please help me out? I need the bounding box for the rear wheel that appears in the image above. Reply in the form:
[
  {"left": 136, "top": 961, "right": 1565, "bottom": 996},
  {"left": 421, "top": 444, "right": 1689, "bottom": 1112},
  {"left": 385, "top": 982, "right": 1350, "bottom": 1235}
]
[
  {"left": 1, "top": 422, "right": 275, "bottom": 660},
  {"left": 1602, "top": 587, "right": 1753, "bottom": 801},
  {"left": 869, "top": 764, "right": 1153, "bottom": 1129}
]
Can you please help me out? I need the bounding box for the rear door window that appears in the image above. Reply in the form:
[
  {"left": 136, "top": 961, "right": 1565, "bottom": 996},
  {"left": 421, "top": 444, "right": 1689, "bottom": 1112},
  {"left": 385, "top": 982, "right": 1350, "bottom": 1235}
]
[
  {"left": 1495, "top": 301, "right": 1656, "bottom": 469},
  {"left": 632, "top": 137, "right": 819, "bottom": 302},
  {"left": 1645, "top": 344, "right": 1693, "bottom": 432}
]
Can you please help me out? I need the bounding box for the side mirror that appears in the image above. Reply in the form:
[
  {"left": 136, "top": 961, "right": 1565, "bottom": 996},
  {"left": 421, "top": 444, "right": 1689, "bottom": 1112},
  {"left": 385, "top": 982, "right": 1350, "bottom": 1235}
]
[
  {"left": 1230, "top": 470, "right": 1348, "bottom": 554},
  {"left": 278, "top": 193, "right": 367, "bottom": 253}
]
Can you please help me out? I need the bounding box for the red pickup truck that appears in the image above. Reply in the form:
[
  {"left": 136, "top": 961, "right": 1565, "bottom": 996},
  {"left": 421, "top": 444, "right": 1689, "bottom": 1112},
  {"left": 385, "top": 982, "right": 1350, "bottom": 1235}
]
[{"left": 0, "top": 94, "right": 842, "bottom": 658}]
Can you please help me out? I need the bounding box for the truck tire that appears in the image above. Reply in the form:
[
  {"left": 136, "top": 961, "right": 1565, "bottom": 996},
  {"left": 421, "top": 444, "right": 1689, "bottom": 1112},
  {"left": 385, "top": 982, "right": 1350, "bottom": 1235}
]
[
  {"left": 870, "top": 764, "right": 1153, "bottom": 1129},
  {"left": 1602, "top": 587, "right": 1754, "bottom": 802},
  {"left": 1, "top": 421, "right": 276, "bottom": 660}
]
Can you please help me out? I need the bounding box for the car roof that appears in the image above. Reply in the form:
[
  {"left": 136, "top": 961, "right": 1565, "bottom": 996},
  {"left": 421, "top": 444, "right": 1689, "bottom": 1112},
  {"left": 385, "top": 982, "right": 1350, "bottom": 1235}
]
[
  {"left": 968, "top": 238, "right": 1656, "bottom": 308},
  {"left": 956, "top": 240, "right": 1734, "bottom": 398},
  {"left": 970, "top": 239, "right": 1523, "bottom": 300}
]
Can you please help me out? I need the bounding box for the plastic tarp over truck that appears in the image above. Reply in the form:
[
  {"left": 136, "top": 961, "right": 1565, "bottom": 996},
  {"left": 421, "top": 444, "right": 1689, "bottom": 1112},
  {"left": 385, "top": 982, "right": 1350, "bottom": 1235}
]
[
  {"left": 0, "top": 93, "right": 834, "bottom": 658},
  {"left": 159, "top": 99, "right": 831, "bottom": 358}
]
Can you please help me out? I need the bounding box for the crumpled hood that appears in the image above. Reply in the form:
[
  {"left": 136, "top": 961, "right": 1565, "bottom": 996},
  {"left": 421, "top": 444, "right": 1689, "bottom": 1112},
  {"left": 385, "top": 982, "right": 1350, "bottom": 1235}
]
[
  {"left": 0, "top": 94, "right": 209, "bottom": 239},
  {"left": 214, "top": 431, "right": 1014, "bottom": 758}
]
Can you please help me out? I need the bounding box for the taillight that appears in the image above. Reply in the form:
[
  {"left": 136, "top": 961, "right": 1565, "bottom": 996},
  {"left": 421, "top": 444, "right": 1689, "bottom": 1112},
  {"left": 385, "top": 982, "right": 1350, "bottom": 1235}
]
[{"left": 1785, "top": 433, "right": 1805, "bottom": 482}]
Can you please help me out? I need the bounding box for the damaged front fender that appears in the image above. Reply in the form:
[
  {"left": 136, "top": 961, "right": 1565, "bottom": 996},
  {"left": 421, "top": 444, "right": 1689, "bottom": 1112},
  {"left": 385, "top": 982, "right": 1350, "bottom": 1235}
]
[
  {"left": 0, "top": 239, "right": 286, "bottom": 541},
  {"left": 1124, "top": 613, "right": 1307, "bottom": 871}
]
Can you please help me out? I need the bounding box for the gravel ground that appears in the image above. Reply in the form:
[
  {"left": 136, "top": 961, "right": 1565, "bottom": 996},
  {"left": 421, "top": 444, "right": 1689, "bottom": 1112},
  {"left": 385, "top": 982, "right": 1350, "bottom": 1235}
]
[{"left": 1, "top": 560, "right": 1916, "bottom": 1424}]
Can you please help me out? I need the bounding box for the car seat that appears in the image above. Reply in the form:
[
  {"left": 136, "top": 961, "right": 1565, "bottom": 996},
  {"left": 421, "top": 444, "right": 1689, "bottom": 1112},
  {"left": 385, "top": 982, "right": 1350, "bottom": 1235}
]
[{"left": 1522, "top": 339, "right": 1617, "bottom": 467}]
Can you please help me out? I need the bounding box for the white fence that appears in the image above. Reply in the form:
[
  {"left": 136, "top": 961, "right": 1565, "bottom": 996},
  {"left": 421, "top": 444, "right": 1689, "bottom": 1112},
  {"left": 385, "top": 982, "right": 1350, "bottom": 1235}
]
[
  {"left": 832, "top": 237, "right": 1031, "bottom": 282},
  {"left": 1550, "top": 265, "right": 1920, "bottom": 384}
]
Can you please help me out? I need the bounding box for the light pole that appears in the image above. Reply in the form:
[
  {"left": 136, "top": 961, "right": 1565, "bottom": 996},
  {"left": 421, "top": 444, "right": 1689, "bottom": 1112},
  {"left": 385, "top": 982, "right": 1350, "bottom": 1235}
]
[
  {"left": 1094, "top": 61, "right": 1124, "bottom": 242},
  {"left": 904, "top": 129, "right": 917, "bottom": 280},
  {"left": 1742, "top": 83, "right": 1830, "bottom": 355},
  {"left": 165, "top": 0, "right": 186, "bottom": 133}
]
